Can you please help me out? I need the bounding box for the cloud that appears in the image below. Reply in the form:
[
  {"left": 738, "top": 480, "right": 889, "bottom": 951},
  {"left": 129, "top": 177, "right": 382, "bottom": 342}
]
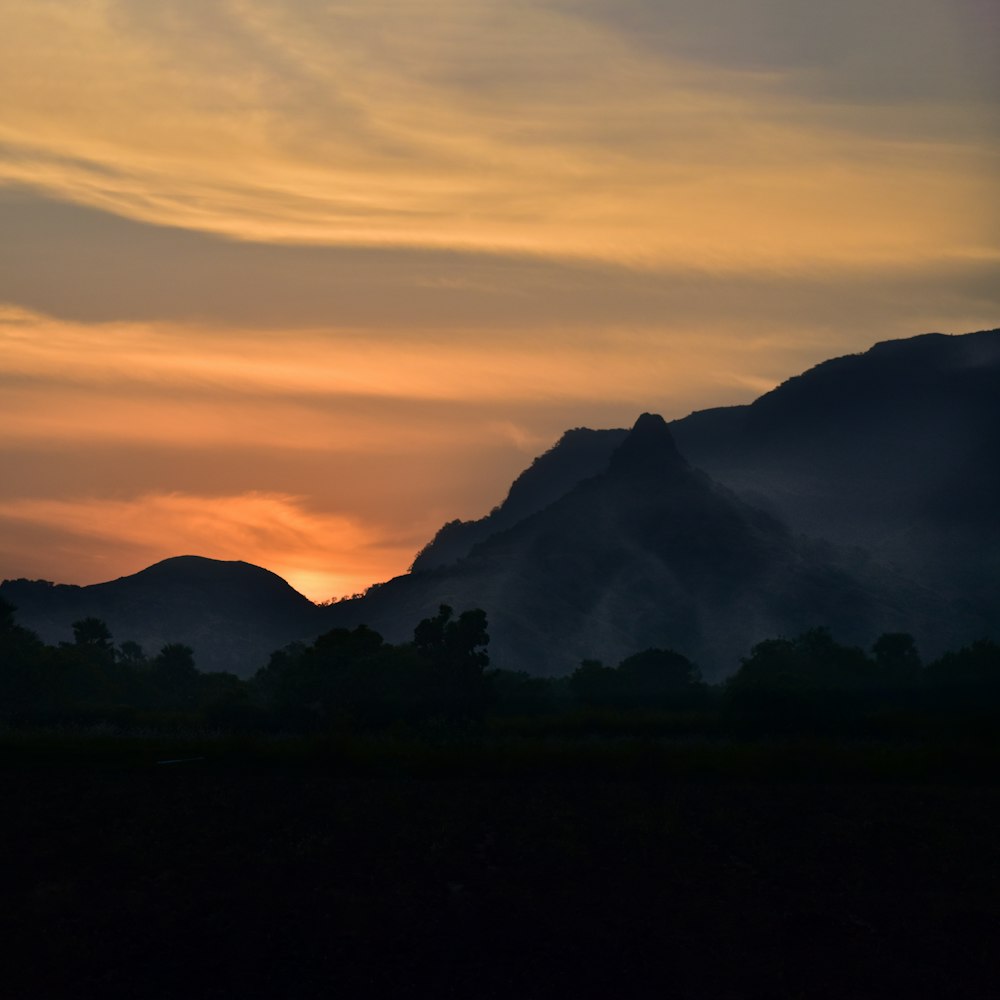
[
  {"left": 3, "top": 295, "right": 996, "bottom": 597},
  {"left": 0, "top": 1, "right": 996, "bottom": 598},
  {"left": 1, "top": 193, "right": 997, "bottom": 339},
  {"left": 0, "top": 303, "right": 756, "bottom": 416},
  {"left": 571, "top": 0, "right": 1000, "bottom": 104},
  {"left": 0, "top": 1, "right": 995, "bottom": 266},
  {"left": 0, "top": 491, "right": 412, "bottom": 601}
]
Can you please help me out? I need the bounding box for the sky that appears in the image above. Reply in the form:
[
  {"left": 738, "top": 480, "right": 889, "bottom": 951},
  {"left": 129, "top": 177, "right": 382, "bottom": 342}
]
[{"left": 1, "top": 0, "right": 998, "bottom": 601}]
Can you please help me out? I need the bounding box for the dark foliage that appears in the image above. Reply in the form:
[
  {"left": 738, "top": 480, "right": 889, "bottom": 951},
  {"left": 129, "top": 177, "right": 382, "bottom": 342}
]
[
  {"left": 568, "top": 647, "right": 705, "bottom": 711},
  {"left": 255, "top": 605, "right": 490, "bottom": 728},
  {"left": 6, "top": 757, "right": 1000, "bottom": 1000},
  {"left": 0, "top": 556, "right": 321, "bottom": 677},
  {"left": 0, "top": 597, "right": 48, "bottom": 718},
  {"left": 2, "top": 595, "right": 1000, "bottom": 737},
  {"left": 924, "top": 638, "right": 1000, "bottom": 709},
  {"left": 486, "top": 668, "right": 557, "bottom": 716}
]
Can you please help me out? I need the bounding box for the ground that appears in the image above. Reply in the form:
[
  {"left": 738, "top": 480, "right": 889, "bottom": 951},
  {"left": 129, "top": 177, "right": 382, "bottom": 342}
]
[{"left": 2, "top": 732, "right": 999, "bottom": 998}]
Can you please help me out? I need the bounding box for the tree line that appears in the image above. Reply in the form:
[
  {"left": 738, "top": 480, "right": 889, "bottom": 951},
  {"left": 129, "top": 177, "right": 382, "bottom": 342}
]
[{"left": 1, "top": 595, "right": 998, "bottom": 733}]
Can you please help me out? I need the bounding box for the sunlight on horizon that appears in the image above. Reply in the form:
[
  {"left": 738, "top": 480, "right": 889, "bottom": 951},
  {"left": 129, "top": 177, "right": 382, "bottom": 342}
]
[{"left": 0, "top": 0, "right": 996, "bottom": 590}]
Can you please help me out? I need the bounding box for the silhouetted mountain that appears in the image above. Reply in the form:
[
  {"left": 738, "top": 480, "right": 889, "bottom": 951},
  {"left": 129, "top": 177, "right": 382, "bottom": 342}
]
[
  {"left": 6, "top": 329, "right": 996, "bottom": 680},
  {"left": 0, "top": 556, "right": 320, "bottom": 677},
  {"left": 411, "top": 427, "right": 627, "bottom": 571},
  {"left": 324, "top": 414, "right": 945, "bottom": 677},
  {"left": 393, "top": 328, "right": 999, "bottom": 673},
  {"left": 672, "top": 328, "right": 1000, "bottom": 618}
]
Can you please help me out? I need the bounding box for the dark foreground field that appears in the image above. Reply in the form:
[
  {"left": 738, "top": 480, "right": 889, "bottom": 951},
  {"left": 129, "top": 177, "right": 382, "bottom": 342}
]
[{"left": 3, "top": 732, "right": 999, "bottom": 999}]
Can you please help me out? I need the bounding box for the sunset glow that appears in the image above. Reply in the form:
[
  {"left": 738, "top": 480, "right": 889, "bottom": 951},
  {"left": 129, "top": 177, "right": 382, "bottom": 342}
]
[{"left": 2, "top": 0, "right": 997, "bottom": 599}]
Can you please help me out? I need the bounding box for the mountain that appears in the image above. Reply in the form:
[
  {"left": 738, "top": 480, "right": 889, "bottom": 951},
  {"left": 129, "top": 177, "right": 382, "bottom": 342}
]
[
  {"left": 5, "top": 328, "right": 996, "bottom": 679},
  {"left": 411, "top": 427, "right": 628, "bottom": 572},
  {"left": 413, "top": 329, "right": 1000, "bottom": 566},
  {"left": 0, "top": 556, "right": 320, "bottom": 677},
  {"left": 323, "top": 414, "right": 947, "bottom": 677},
  {"left": 325, "top": 329, "right": 1000, "bottom": 675},
  {"left": 413, "top": 328, "right": 1000, "bottom": 587},
  {"left": 671, "top": 329, "right": 1000, "bottom": 618},
  {"left": 675, "top": 329, "right": 1000, "bottom": 530}
]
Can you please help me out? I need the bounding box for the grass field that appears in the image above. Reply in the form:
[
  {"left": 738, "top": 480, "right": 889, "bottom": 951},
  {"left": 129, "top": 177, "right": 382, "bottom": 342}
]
[{"left": 3, "top": 727, "right": 999, "bottom": 999}]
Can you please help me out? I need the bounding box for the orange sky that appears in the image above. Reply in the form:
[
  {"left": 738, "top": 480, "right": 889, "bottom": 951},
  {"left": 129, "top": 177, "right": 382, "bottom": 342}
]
[{"left": 1, "top": 0, "right": 998, "bottom": 600}]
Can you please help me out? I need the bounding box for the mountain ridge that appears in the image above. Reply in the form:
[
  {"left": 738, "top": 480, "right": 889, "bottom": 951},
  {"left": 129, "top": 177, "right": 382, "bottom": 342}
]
[
  {"left": 1, "top": 555, "right": 319, "bottom": 676},
  {"left": 322, "top": 411, "right": 953, "bottom": 676},
  {"left": 5, "top": 327, "right": 998, "bottom": 678}
]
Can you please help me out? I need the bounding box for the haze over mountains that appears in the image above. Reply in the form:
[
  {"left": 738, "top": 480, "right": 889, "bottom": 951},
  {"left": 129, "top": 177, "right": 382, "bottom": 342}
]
[
  {"left": 3, "top": 329, "right": 998, "bottom": 677},
  {"left": 326, "top": 412, "right": 941, "bottom": 676},
  {"left": 674, "top": 330, "right": 1000, "bottom": 601}
]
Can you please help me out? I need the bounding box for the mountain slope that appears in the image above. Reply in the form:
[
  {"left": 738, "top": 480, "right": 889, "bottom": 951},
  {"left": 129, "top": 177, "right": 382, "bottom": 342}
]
[
  {"left": 415, "top": 330, "right": 1000, "bottom": 580},
  {"left": 411, "top": 427, "right": 627, "bottom": 571},
  {"left": 5, "top": 329, "right": 995, "bottom": 680},
  {"left": 671, "top": 328, "right": 1000, "bottom": 615},
  {"left": 326, "top": 415, "right": 942, "bottom": 677},
  {"left": 1, "top": 556, "right": 321, "bottom": 676}
]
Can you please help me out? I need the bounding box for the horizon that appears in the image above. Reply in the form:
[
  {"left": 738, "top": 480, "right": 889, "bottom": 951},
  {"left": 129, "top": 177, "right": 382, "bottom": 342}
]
[
  {"left": 2, "top": 1, "right": 998, "bottom": 601},
  {"left": 4, "top": 323, "right": 997, "bottom": 602}
]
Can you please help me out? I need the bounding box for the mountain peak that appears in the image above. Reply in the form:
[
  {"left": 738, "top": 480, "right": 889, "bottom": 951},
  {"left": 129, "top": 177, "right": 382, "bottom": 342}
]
[{"left": 608, "top": 413, "right": 687, "bottom": 476}]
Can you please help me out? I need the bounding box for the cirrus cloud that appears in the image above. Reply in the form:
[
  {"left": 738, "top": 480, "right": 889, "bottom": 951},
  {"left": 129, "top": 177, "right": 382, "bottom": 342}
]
[{"left": 1, "top": 0, "right": 995, "bottom": 266}]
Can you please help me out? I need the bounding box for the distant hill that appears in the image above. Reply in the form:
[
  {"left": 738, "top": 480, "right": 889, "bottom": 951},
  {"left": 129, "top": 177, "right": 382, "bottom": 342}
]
[
  {"left": 415, "top": 329, "right": 1000, "bottom": 592},
  {"left": 323, "top": 414, "right": 950, "bottom": 677},
  {"left": 5, "top": 328, "right": 997, "bottom": 679},
  {"left": 672, "top": 328, "right": 1000, "bottom": 619},
  {"left": 326, "top": 329, "right": 1000, "bottom": 675},
  {"left": 0, "top": 556, "right": 320, "bottom": 677}
]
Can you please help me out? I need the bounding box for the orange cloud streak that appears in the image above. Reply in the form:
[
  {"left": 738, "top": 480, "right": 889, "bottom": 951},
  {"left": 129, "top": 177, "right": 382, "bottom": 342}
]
[
  {"left": 1, "top": 1, "right": 995, "bottom": 267},
  {"left": 0, "top": 492, "right": 412, "bottom": 602}
]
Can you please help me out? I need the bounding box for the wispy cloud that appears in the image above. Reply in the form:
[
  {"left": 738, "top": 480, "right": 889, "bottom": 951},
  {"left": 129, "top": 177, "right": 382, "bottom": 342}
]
[
  {"left": 0, "top": 491, "right": 412, "bottom": 601},
  {"left": 0, "top": 306, "right": 743, "bottom": 414},
  {"left": 3, "top": 193, "right": 997, "bottom": 338},
  {"left": 0, "top": 0, "right": 996, "bottom": 595},
  {"left": 1, "top": 1, "right": 995, "bottom": 266}
]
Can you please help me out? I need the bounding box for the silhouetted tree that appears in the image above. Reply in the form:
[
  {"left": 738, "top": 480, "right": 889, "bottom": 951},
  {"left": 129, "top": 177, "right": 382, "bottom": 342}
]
[
  {"left": 925, "top": 639, "right": 1000, "bottom": 708},
  {"left": 725, "top": 628, "right": 874, "bottom": 730},
  {"left": 255, "top": 627, "right": 392, "bottom": 726},
  {"left": 0, "top": 598, "right": 48, "bottom": 718},
  {"left": 487, "top": 669, "right": 556, "bottom": 716},
  {"left": 872, "top": 633, "right": 921, "bottom": 677},
  {"left": 152, "top": 643, "right": 198, "bottom": 708},
  {"left": 154, "top": 643, "right": 196, "bottom": 676},
  {"left": 568, "top": 659, "right": 621, "bottom": 707},
  {"left": 414, "top": 606, "right": 488, "bottom": 668},
  {"left": 568, "top": 649, "right": 703, "bottom": 709},
  {"left": 71, "top": 617, "right": 115, "bottom": 654},
  {"left": 617, "top": 647, "right": 703, "bottom": 706},
  {"left": 118, "top": 640, "right": 147, "bottom": 668},
  {"left": 197, "top": 669, "right": 253, "bottom": 729},
  {"left": 49, "top": 617, "right": 123, "bottom": 707},
  {"left": 413, "top": 605, "right": 490, "bottom": 721},
  {"left": 0, "top": 596, "right": 17, "bottom": 633}
]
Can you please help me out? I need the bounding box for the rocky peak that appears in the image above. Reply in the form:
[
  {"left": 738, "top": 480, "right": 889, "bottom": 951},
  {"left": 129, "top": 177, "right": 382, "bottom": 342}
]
[{"left": 608, "top": 412, "right": 687, "bottom": 478}]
